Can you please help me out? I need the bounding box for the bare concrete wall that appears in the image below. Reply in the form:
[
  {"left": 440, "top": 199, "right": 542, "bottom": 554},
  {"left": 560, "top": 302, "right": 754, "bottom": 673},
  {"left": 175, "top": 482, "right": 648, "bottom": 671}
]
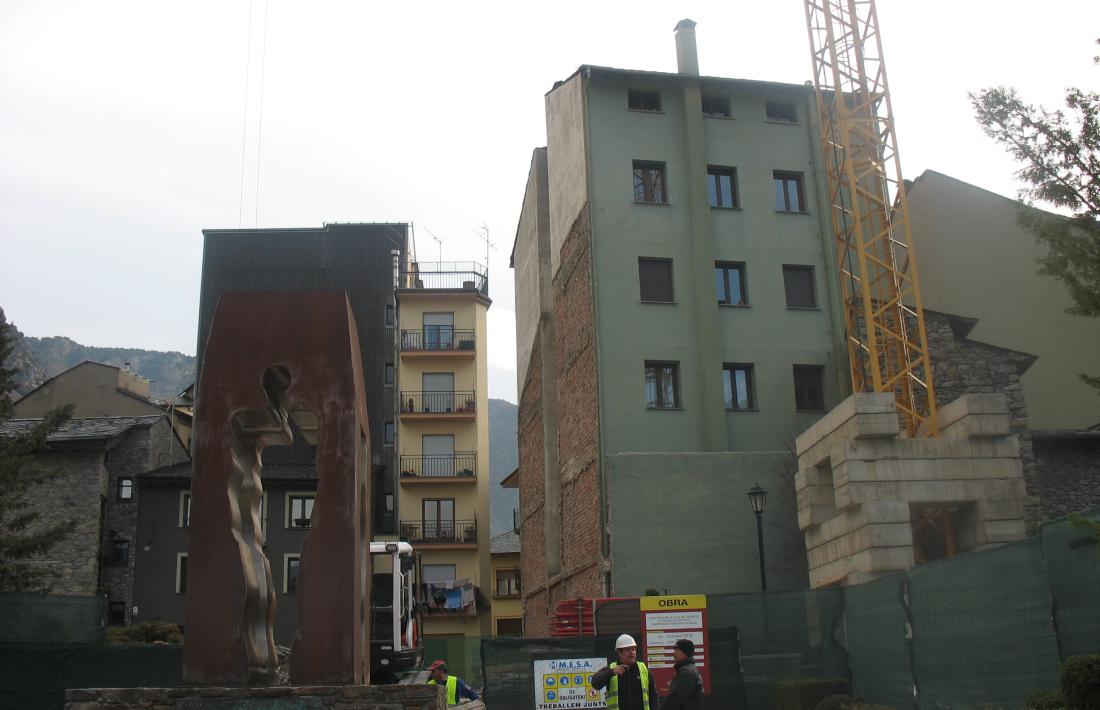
[{"left": 545, "top": 73, "right": 589, "bottom": 280}]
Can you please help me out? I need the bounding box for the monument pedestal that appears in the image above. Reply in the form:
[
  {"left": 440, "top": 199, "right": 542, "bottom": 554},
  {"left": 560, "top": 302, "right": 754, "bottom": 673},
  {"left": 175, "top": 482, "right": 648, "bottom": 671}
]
[{"left": 65, "top": 684, "right": 445, "bottom": 709}]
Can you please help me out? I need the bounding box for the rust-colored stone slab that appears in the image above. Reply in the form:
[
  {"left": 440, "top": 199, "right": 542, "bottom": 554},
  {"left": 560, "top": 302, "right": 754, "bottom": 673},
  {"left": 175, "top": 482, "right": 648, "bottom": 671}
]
[{"left": 183, "top": 291, "right": 371, "bottom": 686}]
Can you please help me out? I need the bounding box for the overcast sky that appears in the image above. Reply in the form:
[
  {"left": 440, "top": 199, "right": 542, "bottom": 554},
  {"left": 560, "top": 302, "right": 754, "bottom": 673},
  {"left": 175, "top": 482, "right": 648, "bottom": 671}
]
[{"left": 2, "top": 1, "right": 1097, "bottom": 403}]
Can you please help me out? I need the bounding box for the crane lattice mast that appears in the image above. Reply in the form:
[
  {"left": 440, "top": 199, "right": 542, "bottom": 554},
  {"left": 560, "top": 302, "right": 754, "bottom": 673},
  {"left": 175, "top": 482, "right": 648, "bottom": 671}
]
[{"left": 804, "top": 0, "right": 939, "bottom": 437}]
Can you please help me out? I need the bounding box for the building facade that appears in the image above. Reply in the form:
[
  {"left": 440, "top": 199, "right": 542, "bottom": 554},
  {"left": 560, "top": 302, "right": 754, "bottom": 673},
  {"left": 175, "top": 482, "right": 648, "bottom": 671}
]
[
  {"left": 489, "top": 531, "right": 522, "bottom": 636},
  {"left": 511, "top": 21, "right": 847, "bottom": 633},
  {"left": 395, "top": 261, "right": 492, "bottom": 669}
]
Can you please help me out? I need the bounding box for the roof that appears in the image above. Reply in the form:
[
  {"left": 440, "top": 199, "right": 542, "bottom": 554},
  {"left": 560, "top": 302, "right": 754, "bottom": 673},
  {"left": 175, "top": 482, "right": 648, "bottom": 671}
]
[
  {"left": 1032, "top": 425, "right": 1100, "bottom": 441},
  {"left": 500, "top": 467, "right": 519, "bottom": 489},
  {"left": 553, "top": 64, "right": 815, "bottom": 98},
  {"left": 140, "top": 461, "right": 320, "bottom": 482},
  {"left": 0, "top": 415, "right": 163, "bottom": 444},
  {"left": 490, "top": 530, "right": 520, "bottom": 555}
]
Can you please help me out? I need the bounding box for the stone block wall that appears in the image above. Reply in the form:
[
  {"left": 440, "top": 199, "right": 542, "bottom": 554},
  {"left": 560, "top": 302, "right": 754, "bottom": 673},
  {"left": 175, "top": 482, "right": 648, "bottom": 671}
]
[
  {"left": 23, "top": 449, "right": 106, "bottom": 595},
  {"left": 1033, "top": 433, "right": 1100, "bottom": 518},
  {"left": 795, "top": 392, "right": 1028, "bottom": 588}
]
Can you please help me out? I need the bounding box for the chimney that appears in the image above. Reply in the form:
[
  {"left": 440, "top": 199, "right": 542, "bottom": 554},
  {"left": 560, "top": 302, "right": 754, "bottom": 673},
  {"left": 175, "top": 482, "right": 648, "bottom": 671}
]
[{"left": 674, "top": 19, "right": 699, "bottom": 76}]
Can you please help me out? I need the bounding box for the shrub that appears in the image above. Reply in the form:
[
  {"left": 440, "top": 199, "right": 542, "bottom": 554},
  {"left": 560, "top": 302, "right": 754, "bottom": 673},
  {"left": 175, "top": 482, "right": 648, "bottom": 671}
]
[
  {"left": 104, "top": 621, "right": 182, "bottom": 645},
  {"left": 774, "top": 679, "right": 851, "bottom": 710},
  {"left": 1026, "top": 689, "right": 1065, "bottom": 710},
  {"left": 1061, "top": 656, "right": 1100, "bottom": 710}
]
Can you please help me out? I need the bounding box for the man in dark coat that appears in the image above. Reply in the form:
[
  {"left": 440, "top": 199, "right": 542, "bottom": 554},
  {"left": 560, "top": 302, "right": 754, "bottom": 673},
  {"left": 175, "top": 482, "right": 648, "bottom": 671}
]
[{"left": 661, "top": 639, "right": 703, "bottom": 710}]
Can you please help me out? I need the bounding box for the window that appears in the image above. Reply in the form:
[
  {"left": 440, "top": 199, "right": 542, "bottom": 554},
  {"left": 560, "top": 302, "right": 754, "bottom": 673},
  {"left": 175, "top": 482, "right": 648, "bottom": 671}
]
[
  {"left": 287, "top": 493, "right": 315, "bottom": 529},
  {"left": 495, "top": 569, "right": 521, "bottom": 598},
  {"left": 179, "top": 491, "right": 191, "bottom": 528},
  {"left": 645, "top": 362, "right": 681, "bottom": 409},
  {"left": 638, "top": 258, "right": 674, "bottom": 303},
  {"left": 793, "top": 365, "right": 826, "bottom": 412},
  {"left": 385, "top": 363, "right": 394, "bottom": 385},
  {"left": 701, "top": 95, "right": 731, "bottom": 118},
  {"left": 108, "top": 601, "right": 126, "bottom": 626},
  {"left": 117, "top": 477, "right": 133, "bottom": 501},
  {"left": 706, "top": 166, "right": 739, "bottom": 209},
  {"left": 496, "top": 617, "right": 524, "bottom": 636},
  {"left": 176, "top": 553, "right": 188, "bottom": 594},
  {"left": 774, "top": 171, "right": 806, "bottom": 212},
  {"left": 284, "top": 555, "right": 300, "bottom": 594},
  {"left": 911, "top": 505, "right": 961, "bottom": 565},
  {"left": 385, "top": 305, "right": 395, "bottom": 326},
  {"left": 112, "top": 539, "right": 130, "bottom": 566},
  {"left": 423, "top": 312, "right": 455, "bottom": 350},
  {"left": 723, "top": 364, "right": 755, "bottom": 410},
  {"left": 715, "top": 262, "right": 747, "bottom": 306},
  {"left": 423, "top": 498, "right": 456, "bottom": 540},
  {"left": 766, "top": 100, "right": 798, "bottom": 123},
  {"left": 633, "top": 161, "right": 667, "bottom": 203},
  {"left": 384, "top": 421, "right": 394, "bottom": 446},
  {"left": 628, "top": 89, "right": 661, "bottom": 112},
  {"left": 782, "top": 265, "right": 817, "bottom": 308},
  {"left": 422, "top": 564, "right": 457, "bottom": 583}
]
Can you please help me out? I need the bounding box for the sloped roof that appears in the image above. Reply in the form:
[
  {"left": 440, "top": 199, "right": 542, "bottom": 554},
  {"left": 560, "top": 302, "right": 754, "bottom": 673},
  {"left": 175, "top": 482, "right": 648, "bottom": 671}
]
[
  {"left": 490, "top": 530, "right": 520, "bottom": 555},
  {"left": 0, "top": 415, "right": 163, "bottom": 443}
]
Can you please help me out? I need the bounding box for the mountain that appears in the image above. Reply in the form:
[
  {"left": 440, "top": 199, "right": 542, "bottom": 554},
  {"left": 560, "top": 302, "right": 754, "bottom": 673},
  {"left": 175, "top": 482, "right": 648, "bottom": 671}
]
[
  {"left": 20, "top": 336, "right": 195, "bottom": 400},
  {"left": 488, "top": 398, "right": 519, "bottom": 537}
]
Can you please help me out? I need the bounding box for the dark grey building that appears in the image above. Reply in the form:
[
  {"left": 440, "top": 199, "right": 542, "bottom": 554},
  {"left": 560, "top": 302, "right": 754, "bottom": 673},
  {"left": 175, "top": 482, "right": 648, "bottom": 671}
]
[
  {"left": 195, "top": 222, "right": 408, "bottom": 535},
  {"left": 132, "top": 222, "right": 407, "bottom": 641}
]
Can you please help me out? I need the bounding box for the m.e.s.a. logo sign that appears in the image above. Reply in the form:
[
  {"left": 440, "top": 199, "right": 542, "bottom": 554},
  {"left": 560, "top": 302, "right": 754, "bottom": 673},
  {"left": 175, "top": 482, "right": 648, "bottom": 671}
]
[
  {"left": 533, "top": 657, "right": 606, "bottom": 709},
  {"left": 640, "top": 594, "right": 710, "bottom": 696}
]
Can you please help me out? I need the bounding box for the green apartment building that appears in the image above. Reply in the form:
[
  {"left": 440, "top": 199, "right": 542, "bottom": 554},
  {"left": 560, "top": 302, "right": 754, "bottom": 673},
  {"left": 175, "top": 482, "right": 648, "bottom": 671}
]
[{"left": 511, "top": 20, "right": 850, "bottom": 634}]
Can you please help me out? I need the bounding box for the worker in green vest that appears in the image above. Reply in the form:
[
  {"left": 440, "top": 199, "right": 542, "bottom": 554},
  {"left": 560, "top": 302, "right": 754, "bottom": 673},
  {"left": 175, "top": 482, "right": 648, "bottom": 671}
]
[
  {"left": 427, "top": 659, "right": 480, "bottom": 705},
  {"left": 590, "top": 634, "right": 660, "bottom": 710}
]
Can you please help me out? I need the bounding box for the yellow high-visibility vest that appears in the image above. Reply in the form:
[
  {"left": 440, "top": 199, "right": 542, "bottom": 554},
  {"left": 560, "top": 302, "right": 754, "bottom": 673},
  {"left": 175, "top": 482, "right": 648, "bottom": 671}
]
[
  {"left": 428, "top": 674, "right": 458, "bottom": 705},
  {"left": 606, "top": 661, "right": 650, "bottom": 710}
]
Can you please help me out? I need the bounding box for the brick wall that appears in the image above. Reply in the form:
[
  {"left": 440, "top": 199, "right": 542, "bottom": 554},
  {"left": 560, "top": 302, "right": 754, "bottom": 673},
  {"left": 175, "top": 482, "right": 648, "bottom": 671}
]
[
  {"left": 517, "top": 335, "right": 548, "bottom": 635},
  {"left": 1033, "top": 435, "right": 1100, "bottom": 518}
]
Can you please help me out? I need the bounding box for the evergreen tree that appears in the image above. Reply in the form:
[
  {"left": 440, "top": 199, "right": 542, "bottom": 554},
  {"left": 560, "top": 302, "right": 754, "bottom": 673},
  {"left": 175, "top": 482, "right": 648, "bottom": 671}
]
[
  {"left": 0, "top": 307, "right": 75, "bottom": 591},
  {"left": 971, "top": 40, "right": 1100, "bottom": 393}
]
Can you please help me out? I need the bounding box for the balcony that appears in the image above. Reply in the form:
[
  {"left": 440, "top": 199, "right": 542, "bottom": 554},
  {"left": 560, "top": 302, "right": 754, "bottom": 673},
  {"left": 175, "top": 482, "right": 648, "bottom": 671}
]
[
  {"left": 399, "top": 391, "right": 476, "bottom": 421},
  {"left": 399, "top": 261, "right": 489, "bottom": 297},
  {"left": 399, "top": 519, "right": 478, "bottom": 547},
  {"left": 399, "top": 453, "right": 477, "bottom": 484},
  {"left": 400, "top": 329, "right": 476, "bottom": 360}
]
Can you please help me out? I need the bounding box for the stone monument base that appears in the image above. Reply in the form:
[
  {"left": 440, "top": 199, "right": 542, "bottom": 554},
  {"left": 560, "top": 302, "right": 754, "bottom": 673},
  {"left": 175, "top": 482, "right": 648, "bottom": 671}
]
[{"left": 65, "top": 684, "right": 445, "bottom": 709}]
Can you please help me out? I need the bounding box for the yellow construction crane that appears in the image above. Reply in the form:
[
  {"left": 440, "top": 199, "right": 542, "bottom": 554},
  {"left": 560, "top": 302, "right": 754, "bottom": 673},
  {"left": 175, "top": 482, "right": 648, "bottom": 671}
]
[{"left": 803, "top": 0, "right": 939, "bottom": 437}]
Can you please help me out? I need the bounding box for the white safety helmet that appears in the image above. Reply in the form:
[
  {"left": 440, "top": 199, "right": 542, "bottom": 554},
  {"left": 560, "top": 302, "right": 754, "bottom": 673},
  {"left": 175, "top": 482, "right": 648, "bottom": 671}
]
[{"left": 615, "top": 634, "right": 637, "bottom": 650}]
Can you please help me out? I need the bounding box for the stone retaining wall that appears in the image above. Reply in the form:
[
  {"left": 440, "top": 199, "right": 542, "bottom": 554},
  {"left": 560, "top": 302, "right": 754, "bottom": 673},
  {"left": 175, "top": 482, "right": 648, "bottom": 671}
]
[{"left": 65, "top": 684, "right": 445, "bottom": 709}]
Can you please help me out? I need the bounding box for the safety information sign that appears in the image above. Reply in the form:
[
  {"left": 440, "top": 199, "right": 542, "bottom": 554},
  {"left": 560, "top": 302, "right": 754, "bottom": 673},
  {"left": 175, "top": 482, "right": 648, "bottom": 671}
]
[
  {"left": 532, "top": 657, "right": 607, "bottom": 709},
  {"left": 640, "top": 594, "right": 710, "bottom": 696}
]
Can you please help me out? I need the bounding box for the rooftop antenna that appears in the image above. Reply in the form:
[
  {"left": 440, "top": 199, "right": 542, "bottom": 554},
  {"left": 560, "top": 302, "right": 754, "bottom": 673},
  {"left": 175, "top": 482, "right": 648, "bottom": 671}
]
[
  {"left": 474, "top": 224, "right": 498, "bottom": 272},
  {"left": 422, "top": 226, "right": 443, "bottom": 264}
]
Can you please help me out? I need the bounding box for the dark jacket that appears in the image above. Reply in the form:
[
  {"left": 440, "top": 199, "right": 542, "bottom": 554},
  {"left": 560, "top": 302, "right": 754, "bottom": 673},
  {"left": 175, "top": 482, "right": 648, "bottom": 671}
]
[
  {"left": 591, "top": 661, "right": 660, "bottom": 710},
  {"left": 662, "top": 659, "right": 703, "bottom": 710}
]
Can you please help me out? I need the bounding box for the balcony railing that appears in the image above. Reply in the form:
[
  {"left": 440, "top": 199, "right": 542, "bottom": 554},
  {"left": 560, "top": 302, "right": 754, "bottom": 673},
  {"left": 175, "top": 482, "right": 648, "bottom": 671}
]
[
  {"left": 400, "top": 391, "right": 476, "bottom": 415},
  {"left": 400, "top": 329, "right": 476, "bottom": 352},
  {"left": 400, "top": 519, "right": 478, "bottom": 545},
  {"left": 400, "top": 453, "right": 477, "bottom": 479},
  {"left": 400, "top": 261, "right": 488, "bottom": 296}
]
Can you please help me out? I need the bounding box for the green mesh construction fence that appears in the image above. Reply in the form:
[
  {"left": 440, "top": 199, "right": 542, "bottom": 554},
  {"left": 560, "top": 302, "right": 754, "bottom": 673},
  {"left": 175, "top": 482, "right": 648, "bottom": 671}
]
[
  {"left": 480, "top": 511, "right": 1100, "bottom": 710},
  {"left": 423, "top": 634, "right": 486, "bottom": 690},
  {"left": 0, "top": 593, "right": 105, "bottom": 645}
]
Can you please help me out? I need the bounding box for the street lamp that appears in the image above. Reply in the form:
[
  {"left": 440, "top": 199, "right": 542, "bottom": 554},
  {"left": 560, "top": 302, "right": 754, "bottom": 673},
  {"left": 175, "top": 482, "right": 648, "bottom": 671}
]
[{"left": 747, "top": 482, "right": 767, "bottom": 591}]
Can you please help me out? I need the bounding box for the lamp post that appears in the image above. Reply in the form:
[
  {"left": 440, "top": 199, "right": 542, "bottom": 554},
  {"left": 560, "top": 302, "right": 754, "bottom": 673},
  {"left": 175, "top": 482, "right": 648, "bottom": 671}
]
[{"left": 747, "top": 482, "right": 767, "bottom": 592}]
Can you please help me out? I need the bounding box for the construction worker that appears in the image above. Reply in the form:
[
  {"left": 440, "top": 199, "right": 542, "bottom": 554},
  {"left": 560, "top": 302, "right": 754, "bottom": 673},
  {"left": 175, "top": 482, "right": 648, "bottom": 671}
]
[
  {"left": 590, "top": 634, "right": 660, "bottom": 710},
  {"left": 426, "top": 659, "right": 480, "bottom": 706}
]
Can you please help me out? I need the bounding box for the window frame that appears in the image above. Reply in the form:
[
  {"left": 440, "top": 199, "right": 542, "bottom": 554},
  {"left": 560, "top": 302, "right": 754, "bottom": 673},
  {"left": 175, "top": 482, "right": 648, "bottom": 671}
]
[
  {"left": 384, "top": 421, "right": 395, "bottom": 446},
  {"left": 793, "top": 364, "right": 826, "bottom": 412},
  {"left": 384, "top": 363, "right": 394, "bottom": 385},
  {"left": 638, "top": 257, "right": 675, "bottom": 303},
  {"left": 632, "top": 160, "right": 668, "bottom": 204},
  {"left": 701, "top": 94, "right": 732, "bottom": 118},
  {"left": 715, "top": 261, "right": 748, "bottom": 306},
  {"left": 175, "top": 553, "right": 188, "bottom": 594},
  {"left": 644, "top": 361, "right": 682, "bottom": 410},
  {"left": 283, "top": 554, "right": 301, "bottom": 594},
  {"left": 286, "top": 492, "right": 316, "bottom": 529},
  {"left": 117, "top": 477, "right": 133, "bottom": 501},
  {"left": 782, "top": 265, "right": 818, "bottom": 309},
  {"left": 707, "top": 166, "right": 740, "bottom": 209},
  {"left": 773, "top": 171, "right": 807, "bottom": 213},
  {"left": 384, "top": 304, "right": 395, "bottom": 327},
  {"left": 723, "top": 363, "right": 756, "bottom": 411},
  {"left": 112, "top": 538, "right": 130, "bottom": 566},
  {"left": 627, "top": 89, "right": 662, "bottom": 112},
  {"left": 494, "top": 568, "right": 521, "bottom": 598},
  {"left": 179, "top": 490, "right": 191, "bottom": 528},
  {"left": 495, "top": 617, "right": 524, "bottom": 636},
  {"left": 765, "top": 100, "right": 799, "bottom": 123},
  {"left": 422, "top": 563, "right": 457, "bottom": 584}
]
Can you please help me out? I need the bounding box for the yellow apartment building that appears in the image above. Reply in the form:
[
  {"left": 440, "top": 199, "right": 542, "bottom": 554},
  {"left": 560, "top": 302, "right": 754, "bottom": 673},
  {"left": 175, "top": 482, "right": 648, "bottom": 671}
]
[
  {"left": 489, "top": 530, "right": 522, "bottom": 636},
  {"left": 395, "top": 261, "right": 492, "bottom": 676}
]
